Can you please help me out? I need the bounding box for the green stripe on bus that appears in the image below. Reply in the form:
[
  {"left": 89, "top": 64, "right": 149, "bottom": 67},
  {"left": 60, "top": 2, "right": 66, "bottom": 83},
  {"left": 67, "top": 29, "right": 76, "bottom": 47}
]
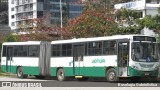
[
  {"left": 2, "top": 65, "right": 158, "bottom": 77},
  {"left": 50, "top": 67, "right": 106, "bottom": 77},
  {"left": 1, "top": 65, "right": 39, "bottom": 75}
]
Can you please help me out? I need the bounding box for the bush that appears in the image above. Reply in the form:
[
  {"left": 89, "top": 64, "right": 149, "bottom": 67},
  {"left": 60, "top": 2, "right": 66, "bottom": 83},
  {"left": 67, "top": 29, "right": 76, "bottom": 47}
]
[{"left": 4, "top": 34, "right": 20, "bottom": 42}]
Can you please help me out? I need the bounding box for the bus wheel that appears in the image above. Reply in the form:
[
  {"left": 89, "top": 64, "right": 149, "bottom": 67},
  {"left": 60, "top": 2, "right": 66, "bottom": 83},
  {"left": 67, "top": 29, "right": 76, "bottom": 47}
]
[
  {"left": 57, "top": 68, "right": 66, "bottom": 81},
  {"left": 106, "top": 68, "right": 117, "bottom": 82},
  {"left": 16, "top": 67, "right": 27, "bottom": 78}
]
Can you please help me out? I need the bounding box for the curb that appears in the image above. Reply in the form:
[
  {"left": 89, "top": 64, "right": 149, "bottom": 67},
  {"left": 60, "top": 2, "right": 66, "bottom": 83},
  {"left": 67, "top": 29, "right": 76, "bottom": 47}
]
[{"left": 0, "top": 72, "right": 16, "bottom": 76}]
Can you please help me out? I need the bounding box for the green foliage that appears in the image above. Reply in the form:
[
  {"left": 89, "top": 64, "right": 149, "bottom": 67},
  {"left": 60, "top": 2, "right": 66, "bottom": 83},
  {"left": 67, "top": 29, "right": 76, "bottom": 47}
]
[
  {"left": 158, "top": 6, "right": 160, "bottom": 14},
  {"left": 115, "top": 8, "right": 141, "bottom": 26},
  {"left": 136, "top": 15, "right": 155, "bottom": 29},
  {"left": 136, "top": 15, "right": 160, "bottom": 33},
  {"left": 4, "top": 34, "right": 20, "bottom": 42},
  {"left": 66, "top": 0, "right": 118, "bottom": 38},
  {"left": 110, "top": 26, "right": 142, "bottom": 35}
]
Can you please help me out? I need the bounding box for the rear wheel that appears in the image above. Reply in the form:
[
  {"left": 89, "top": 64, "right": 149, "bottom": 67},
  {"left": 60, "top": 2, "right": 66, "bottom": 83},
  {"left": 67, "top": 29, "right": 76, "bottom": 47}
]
[
  {"left": 106, "top": 68, "right": 117, "bottom": 82},
  {"left": 16, "top": 67, "right": 27, "bottom": 78},
  {"left": 57, "top": 68, "right": 67, "bottom": 81}
]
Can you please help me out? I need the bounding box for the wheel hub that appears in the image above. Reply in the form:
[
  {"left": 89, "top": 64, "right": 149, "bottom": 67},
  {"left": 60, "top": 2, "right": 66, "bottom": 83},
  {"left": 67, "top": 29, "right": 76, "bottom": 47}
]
[{"left": 109, "top": 72, "right": 115, "bottom": 81}]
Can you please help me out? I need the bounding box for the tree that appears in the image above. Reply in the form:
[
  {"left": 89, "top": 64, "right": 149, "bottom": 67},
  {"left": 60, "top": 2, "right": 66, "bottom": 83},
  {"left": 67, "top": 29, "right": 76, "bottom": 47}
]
[
  {"left": 4, "top": 34, "right": 20, "bottom": 42},
  {"left": 135, "top": 6, "right": 160, "bottom": 42},
  {"left": 115, "top": 8, "right": 142, "bottom": 26},
  {"left": 65, "top": 0, "right": 118, "bottom": 38}
]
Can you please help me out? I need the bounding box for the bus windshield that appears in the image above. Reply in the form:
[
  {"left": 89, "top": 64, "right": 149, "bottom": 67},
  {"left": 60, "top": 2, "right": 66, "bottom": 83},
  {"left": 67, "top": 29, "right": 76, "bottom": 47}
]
[{"left": 132, "top": 42, "right": 159, "bottom": 62}]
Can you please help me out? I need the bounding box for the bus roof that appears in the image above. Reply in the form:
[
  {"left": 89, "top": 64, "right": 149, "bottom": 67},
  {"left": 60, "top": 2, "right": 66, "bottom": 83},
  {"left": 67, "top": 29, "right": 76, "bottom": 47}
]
[
  {"left": 51, "top": 34, "right": 155, "bottom": 44},
  {"left": 3, "top": 41, "right": 41, "bottom": 45},
  {"left": 2, "top": 35, "right": 156, "bottom": 45}
]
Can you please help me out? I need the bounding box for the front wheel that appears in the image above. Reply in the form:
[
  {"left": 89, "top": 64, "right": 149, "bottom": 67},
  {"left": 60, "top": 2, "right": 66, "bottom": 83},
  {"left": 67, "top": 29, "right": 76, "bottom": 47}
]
[
  {"left": 106, "top": 68, "right": 117, "bottom": 82},
  {"left": 16, "top": 67, "right": 27, "bottom": 78}
]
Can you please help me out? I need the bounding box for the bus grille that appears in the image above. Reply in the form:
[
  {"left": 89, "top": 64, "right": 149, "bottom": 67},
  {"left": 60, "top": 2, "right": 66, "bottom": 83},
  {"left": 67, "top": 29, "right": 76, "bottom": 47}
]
[{"left": 139, "top": 63, "right": 154, "bottom": 68}]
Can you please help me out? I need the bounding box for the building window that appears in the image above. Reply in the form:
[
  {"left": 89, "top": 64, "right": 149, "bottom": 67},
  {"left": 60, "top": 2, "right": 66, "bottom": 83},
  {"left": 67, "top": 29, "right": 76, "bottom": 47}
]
[
  {"left": 11, "top": 15, "right": 15, "bottom": 18},
  {"left": 11, "top": 8, "right": 14, "bottom": 11},
  {"left": 11, "top": 22, "right": 15, "bottom": 26},
  {"left": 11, "top": 0, "right": 14, "bottom": 4}
]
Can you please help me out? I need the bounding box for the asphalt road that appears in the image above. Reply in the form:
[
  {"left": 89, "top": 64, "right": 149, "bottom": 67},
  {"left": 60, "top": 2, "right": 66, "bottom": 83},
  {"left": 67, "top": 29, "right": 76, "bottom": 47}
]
[
  {"left": 0, "top": 76, "right": 160, "bottom": 90},
  {"left": 0, "top": 76, "right": 160, "bottom": 87}
]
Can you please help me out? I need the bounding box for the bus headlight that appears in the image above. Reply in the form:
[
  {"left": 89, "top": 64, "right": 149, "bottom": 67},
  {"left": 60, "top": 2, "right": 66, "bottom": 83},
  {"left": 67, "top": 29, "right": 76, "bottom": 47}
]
[
  {"left": 154, "top": 64, "right": 159, "bottom": 69},
  {"left": 132, "top": 65, "right": 139, "bottom": 70}
]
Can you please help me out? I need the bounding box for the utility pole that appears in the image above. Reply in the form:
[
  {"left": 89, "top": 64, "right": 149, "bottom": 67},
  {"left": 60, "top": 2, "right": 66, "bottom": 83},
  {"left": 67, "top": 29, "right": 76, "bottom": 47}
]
[
  {"left": 60, "top": 0, "right": 63, "bottom": 39},
  {"left": 144, "top": 0, "right": 147, "bottom": 17}
]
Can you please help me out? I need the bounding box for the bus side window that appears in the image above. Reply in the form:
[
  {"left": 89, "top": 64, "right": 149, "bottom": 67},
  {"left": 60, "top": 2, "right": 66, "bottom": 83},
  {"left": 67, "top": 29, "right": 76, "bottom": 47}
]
[
  {"left": 28, "top": 46, "right": 39, "bottom": 57},
  {"left": 103, "top": 41, "right": 116, "bottom": 55},
  {"left": 2, "top": 46, "right": 6, "bottom": 57},
  {"left": 51, "top": 45, "right": 61, "bottom": 57},
  {"left": 88, "top": 42, "right": 102, "bottom": 55}
]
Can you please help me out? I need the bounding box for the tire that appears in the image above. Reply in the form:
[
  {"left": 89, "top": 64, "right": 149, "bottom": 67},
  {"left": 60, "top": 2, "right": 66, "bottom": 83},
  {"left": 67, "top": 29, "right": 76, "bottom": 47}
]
[
  {"left": 77, "top": 77, "right": 89, "bottom": 81},
  {"left": 57, "top": 68, "right": 67, "bottom": 81},
  {"left": 106, "top": 68, "right": 117, "bottom": 82},
  {"left": 16, "top": 67, "right": 27, "bottom": 78}
]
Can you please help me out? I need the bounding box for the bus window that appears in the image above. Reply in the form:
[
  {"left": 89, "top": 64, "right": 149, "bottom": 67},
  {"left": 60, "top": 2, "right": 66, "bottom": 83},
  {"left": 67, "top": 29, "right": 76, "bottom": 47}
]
[
  {"left": 17, "top": 46, "right": 28, "bottom": 57},
  {"left": 51, "top": 45, "right": 61, "bottom": 56},
  {"left": 28, "top": 46, "right": 39, "bottom": 57},
  {"left": 88, "top": 42, "right": 102, "bottom": 55},
  {"left": 2, "top": 46, "right": 6, "bottom": 57},
  {"left": 14, "top": 46, "right": 18, "bottom": 57},
  {"left": 103, "top": 41, "right": 116, "bottom": 55},
  {"left": 62, "top": 44, "right": 72, "bottom": 56}
]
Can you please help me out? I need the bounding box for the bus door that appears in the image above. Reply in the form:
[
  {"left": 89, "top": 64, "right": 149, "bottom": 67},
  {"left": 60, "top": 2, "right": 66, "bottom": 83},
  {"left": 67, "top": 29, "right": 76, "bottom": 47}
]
[
  {"left": 73, "top": 44, "right": 84, "bottom": 75},
  {"left": 6, "top": 47, "right": 13, "bottom": 72},
  {"left": 117, "top": 40, "right": 129, "bottom": 77}
]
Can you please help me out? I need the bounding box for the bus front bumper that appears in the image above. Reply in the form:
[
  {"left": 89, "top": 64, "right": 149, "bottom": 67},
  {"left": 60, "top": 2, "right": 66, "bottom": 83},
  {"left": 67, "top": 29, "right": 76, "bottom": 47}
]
[{"left": 129, "top": 67, "right": 158, "bottom": 77}]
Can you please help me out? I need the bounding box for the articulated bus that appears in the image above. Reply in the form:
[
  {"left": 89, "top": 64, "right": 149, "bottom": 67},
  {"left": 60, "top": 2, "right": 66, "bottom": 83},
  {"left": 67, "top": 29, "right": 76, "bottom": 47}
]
[{"left": 1, "top": 35, "right": 159, "bottom": 82}]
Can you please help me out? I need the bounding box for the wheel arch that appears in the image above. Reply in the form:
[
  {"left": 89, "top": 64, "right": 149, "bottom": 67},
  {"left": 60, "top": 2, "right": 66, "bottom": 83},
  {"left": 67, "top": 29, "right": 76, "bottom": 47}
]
[
  {"left": 16, "top": 66, "right": 22, "bottom": 72},
  {"left": 56, "top": 67, "right": 63, "bottom": 74},
  {"left": 105, "top": 66, "right": 117, "bottom": 82}
]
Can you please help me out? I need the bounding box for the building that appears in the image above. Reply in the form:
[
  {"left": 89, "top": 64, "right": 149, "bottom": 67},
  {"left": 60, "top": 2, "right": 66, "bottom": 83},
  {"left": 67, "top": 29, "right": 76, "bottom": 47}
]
[
  {"left": 114, "top": 0, "right": 160, "bottom": 18},
  {"left": 9, "top": 0, "right": 43, "bottom": 31},
  {"left": 49, "top": 0, "right": 82, "bottom": 26},
  {"left": 8, "top": 0, "right": 82, "bottom": 31}
]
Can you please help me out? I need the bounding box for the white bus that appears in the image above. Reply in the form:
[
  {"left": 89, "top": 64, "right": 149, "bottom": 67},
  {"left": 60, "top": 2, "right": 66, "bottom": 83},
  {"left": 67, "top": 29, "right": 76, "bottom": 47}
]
[{"left": 1, "top": 35, "right": 159, "bottom": 82}]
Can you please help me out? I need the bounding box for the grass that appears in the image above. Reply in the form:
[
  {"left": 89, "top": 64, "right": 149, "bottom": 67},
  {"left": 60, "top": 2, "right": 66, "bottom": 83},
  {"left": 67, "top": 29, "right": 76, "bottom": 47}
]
[{"left": 0, "top": 65, "right": 5, "bottom": 76}]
